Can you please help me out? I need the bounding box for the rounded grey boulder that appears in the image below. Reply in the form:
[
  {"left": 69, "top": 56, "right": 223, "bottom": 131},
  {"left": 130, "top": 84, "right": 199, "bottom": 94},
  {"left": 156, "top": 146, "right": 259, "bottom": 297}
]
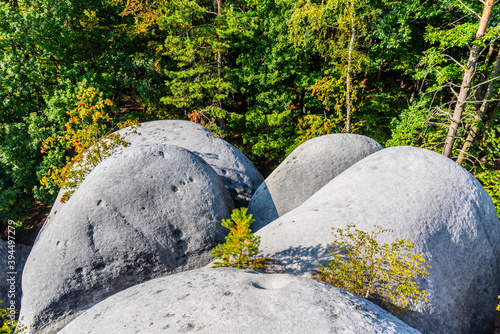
[
  {"left": 119, "top": 120, "right": 264, "bottom": 206},
  {"left": 18, "top": 144, "right": 234, "bottom": 334},
  {"left": 59, "top": 267, "right": 420, "bottom": 334},
  {"left": 39, "top": 120, "right": 263, "bottom": 244},
  {"left": 248, "top": 133, "right": 382, "bottom": 231},
  {"left": 256, "top": 146, "right": 500, "bottom": 334}
]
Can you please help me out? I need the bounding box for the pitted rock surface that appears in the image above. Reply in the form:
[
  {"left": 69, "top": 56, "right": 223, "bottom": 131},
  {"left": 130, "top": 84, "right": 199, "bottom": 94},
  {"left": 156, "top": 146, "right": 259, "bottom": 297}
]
[
  {"left": 19, "top": 144, "right": 233, "bottom": 334},
  {"left": 120, "top": 120, "right": 263, "bottom": 207},
  {"left": 59, "top": 267, "right": 421, "bottom": 334},
  {"left": 39, "top": 120, "right": 263, "bottom": 244}
]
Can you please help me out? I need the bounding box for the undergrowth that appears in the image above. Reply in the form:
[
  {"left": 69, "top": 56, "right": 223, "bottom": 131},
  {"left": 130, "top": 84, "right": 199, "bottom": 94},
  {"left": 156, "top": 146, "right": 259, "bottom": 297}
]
[{"left": 318, "top": 224, "right": 431, "bottom": 315}]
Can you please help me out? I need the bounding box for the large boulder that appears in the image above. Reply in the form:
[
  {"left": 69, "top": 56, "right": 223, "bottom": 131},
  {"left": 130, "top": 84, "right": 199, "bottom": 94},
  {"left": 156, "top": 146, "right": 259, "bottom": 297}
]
[
  {"left": 18, "top": 144, "right": 234, "bottom": 333},
  {"left": 38, "top": 120, "right": 263, "bottom": 244},
  {"left": 248, "top": 134, "right": 382, "bottom": 231},
  {"left": 0, "top": 238, "right": 30, "bottom": 315},
  {"left": 119, "top": 120, "right": 264, "bottom": 206},
  {"left": 256, "top": 146, "right": 500, "bottom": 334},
  {"left": 59, "top": 267, "right": 420, "bottom": 334}
]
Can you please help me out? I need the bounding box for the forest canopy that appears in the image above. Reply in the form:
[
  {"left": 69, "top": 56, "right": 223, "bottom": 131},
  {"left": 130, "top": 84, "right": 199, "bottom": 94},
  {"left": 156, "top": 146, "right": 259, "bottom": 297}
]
[{"left": 0, "top": 0, "right": 499, "bottom": 230}]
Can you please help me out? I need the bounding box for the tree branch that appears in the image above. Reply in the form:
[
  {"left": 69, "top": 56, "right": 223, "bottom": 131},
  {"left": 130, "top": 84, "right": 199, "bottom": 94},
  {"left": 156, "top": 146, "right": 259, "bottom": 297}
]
[
  {"left": 465, "top": 98, "right": 500, "bottom": 103},
  {"left": 449, "top": 85, "right": 460, "bottom": 98},
  {"left": 442, "top": 0, "right": 495, "bottom": 157},
  {"left": 471, "top": 75, "right": 500, "bottom": 89},
  {"left": 455, "top": 0, "right": 482, "bottom": 18},
  {"left": 445, "top": 54, "right": 466, "bottom": 69}
]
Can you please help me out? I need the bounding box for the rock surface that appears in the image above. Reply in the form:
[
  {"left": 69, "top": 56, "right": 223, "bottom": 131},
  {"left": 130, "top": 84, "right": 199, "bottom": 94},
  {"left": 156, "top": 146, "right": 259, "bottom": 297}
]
[
  {"left": 119, "top": 120, "right": 264, "bottom": 206},
  {"left": 59, "top": 267, "right": 420, "bottom": 334},
  {"left": 18, "top": 144, "right": 234, "bottom": 333},
  {"left": 256, "top": 146, "right": 500, "bottom": 334},
  {"left": 38, "top": 120, "right": 263, "bottom": 245},
  {"left": 0, "top": 238, "right": 30, "bottom": 314},
  {"left": 248, "top": 134, "right": 382, "bottom": 231}
]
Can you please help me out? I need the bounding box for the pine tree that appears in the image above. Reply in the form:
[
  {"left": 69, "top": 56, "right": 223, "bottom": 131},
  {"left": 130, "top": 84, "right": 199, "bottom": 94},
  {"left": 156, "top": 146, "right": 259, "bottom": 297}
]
[{"left": 212, "top": 207, "right": 267, "bottom": 269}]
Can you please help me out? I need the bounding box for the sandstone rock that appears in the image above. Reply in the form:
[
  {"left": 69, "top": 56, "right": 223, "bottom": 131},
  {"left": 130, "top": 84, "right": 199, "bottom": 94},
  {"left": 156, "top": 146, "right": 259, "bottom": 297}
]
[
  {"left": 18, "top": 144, "right": 234, "bottom": 333},
  {"left": 119, "top": 120, "right": 264, "bottom": 206},
  {"left": 248, "top": 134, "right": 382, "bottom": 231},
  {"left": 256, "top": 146, "right": 500, "bottom": 334},
  {"left": 59, "top": 267, "right": 420, "bottom": 334},
  {"left": 0, "top": 238, "right": 30, "bottom": 315},
  {"left": 37, "top": 120, "right": 263, "bottom": 245}
]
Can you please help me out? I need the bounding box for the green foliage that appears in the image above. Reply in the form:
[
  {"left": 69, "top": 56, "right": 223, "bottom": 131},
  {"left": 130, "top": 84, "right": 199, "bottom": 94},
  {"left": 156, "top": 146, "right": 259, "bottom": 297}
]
[
  {"left": 39, "top": 85, "right": 140, "bottom": 202},
  {"left": 2, "top": 0, "right": 499, "bottom": 233},
  {"left": 476, "top": 168, "right": 500, "bottom": 218},
  {"left": 467, "top": 125, "right": 500, "bottom": 218},
  {"left": 289, "top": 0, "right": 370, "bottom": 117},
  {"left": 0, "top": 122, "right": 40, "bottom": 226},
  {"left": 236, "top": 108, "right": 304, "bottom": 162},
  {"left": 388, "top": 0, "right": 500, "bottom": 164},
  {"left": 224, "top": 0, "right": 317, "bottom": 162},
  {"left": 319, "top": 224, "right": 431, "bottom": 315},
  {"left": 157, "top": 1, "right": 232, "bottom": 112},
  {"left": 294, "top": 114, "right": 343, "bottom": 148},
  {"left": 386, "top": 95, "right": 447, "bottom": 151},
  {"left": 0, "top": 0, "right": 157, "bottom": 225},
  {"left": 212, "top": 207, "right": 268, "bottom": 269},
  {"left": 0, "top": 304, "right": 15, "bottom": 334},
  {"left": 0, "top": 303, "right": 28, "bottom": 334}
]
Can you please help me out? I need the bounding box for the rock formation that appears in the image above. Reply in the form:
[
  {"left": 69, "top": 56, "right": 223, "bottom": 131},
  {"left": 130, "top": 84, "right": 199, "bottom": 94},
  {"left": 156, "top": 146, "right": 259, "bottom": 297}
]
[
  {"left": 17, "top": 132, "right": 500, "bottom": 334},
  {"left": 248, "top": 134, "right": 382, "bottom": 231},
  {"left": 59, "top": 268, "right": 420, "bottom": 334},
  {"left": 256, "top": 146, "right": 500, "bottom": 333},
  {"left": 119, "top": 120, "right": 264, "bottom": 206},
  {"left": 18, "top": 144, "right": 233, "bottom": 333}
]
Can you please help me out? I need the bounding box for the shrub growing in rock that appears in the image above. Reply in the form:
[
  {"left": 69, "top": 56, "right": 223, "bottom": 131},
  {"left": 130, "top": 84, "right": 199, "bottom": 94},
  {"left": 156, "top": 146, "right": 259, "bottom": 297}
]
[
  {"left": 212, "top": 208, "right": 268, "bottom": 269},
  {"left": 319, "top": 224, "right": 430, "bottom": 314}
]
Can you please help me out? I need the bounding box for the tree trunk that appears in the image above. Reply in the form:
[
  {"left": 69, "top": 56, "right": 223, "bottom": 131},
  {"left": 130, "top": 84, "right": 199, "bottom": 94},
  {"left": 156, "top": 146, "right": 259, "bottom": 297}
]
[
  {"left": 6, "top": 0, "right": 19, "bottom": 55},
  {"left": 217, "top": 0, "right": 223, "bottom": 110},
  {"left": 215, "top": 0, "right": 225, "bottom": 134},
  {"left": 442, "top": 0, "right": 495, "bottom": 158},
  {"left": 299, "top": 89, "right": 306, "bottom": 115},
  {"left": 474, "top": 41, "right": 495, "bottom": 103},
  {"left": 345, "top": 3, "right": 355, "bottom": 134},
  {"left": 409, "top": 80, "right": 419, "bottom": 105},
  {"left": 456, "top": 47, "right": 500, "bottom": 165}
]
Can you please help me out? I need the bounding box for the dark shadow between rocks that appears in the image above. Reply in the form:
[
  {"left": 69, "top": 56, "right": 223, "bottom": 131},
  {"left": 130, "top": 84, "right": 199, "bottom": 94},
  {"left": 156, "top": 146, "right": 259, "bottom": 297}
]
[{"left": 261, "top": 243, "right": 332, "bottom": 276}]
